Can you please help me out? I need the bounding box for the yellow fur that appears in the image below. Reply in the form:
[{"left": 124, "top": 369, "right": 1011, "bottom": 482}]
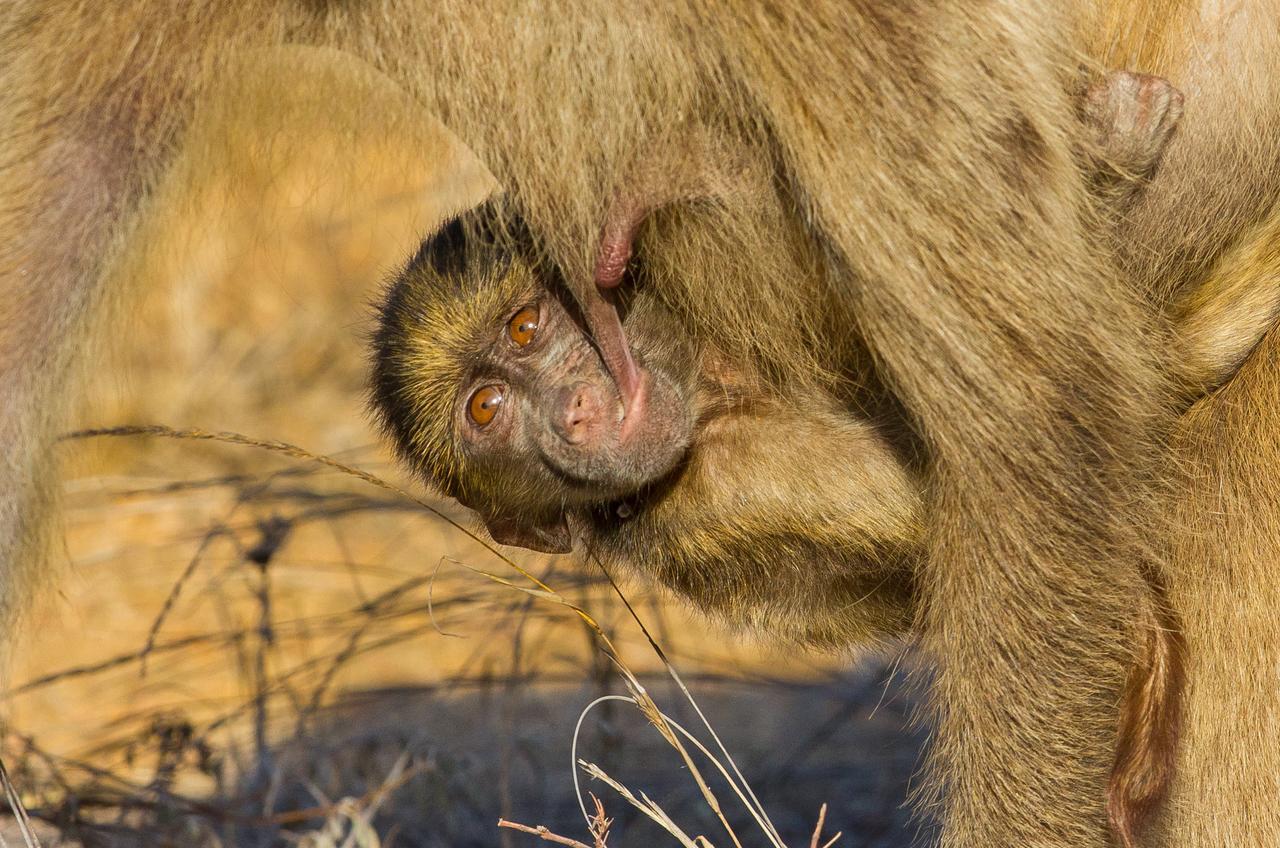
[{"left": 1173, "top": 206, "right": 1280, "bottom": 397}]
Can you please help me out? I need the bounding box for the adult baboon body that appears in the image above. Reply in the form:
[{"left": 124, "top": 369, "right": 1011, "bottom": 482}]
[
  {"left": 1088, "top": 7, "right": 1280, "bottom": 847},
  {"left": 2, "top": 3, "right": 1279, "bottom": 847},
  {"left": 368, "top": 143, "right": 1253, "bottom": 844}
]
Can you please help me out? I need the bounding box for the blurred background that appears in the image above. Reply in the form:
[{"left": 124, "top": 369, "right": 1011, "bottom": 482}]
[{"left": 4, "top": 64, "right": 929, "bottom": 848}]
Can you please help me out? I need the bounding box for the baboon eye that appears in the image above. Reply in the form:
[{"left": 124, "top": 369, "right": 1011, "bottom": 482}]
[
  {"left": 508, "top": 305, "right": 540, "bottom": 347},
  {"left": 468, "top": 385, "right": 505, "bottom": 427}
]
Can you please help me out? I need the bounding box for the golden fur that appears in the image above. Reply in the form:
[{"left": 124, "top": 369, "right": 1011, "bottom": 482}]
[{"left": 377, "top": 144, "right": 1276, "bottom": 841}]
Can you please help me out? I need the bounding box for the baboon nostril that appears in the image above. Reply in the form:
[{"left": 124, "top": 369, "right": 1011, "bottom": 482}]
[{"left": 555, "top": 383, "right": 602, "bottom": 444}]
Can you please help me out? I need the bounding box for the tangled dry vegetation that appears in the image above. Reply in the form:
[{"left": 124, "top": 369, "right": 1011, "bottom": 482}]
[{"left": 2, "top": 128, "right": 926, "bottom": 847}]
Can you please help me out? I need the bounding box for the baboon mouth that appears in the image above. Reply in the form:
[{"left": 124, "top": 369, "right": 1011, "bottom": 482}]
[
  {"left": 616, "top": 371, "right": 650, "bottom": 443},
  {"left": 580, "top": 285, "right": 643, "bottom": 413},
  {"left": 535, "top": 449, "right": 627, "bottom": 498}
]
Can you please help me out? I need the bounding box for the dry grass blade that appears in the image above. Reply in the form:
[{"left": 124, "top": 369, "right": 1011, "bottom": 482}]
[
  {"left": 586, "top": 793, "right": 613, "bottom": 845},
  {"left": 138, "top": 520, "right": 229, "bottom": 674},
  {"left": 61, "top": 426, "right": 804, "bottom": 848},
  {"left": 574, "top": 694, "right": 801, "bottom": 848},
  {"left": 0, "top": 757, "right": 41, "bottom": 848},
  {"left": 592, "top": 556, "right": 785, "bottom": 847},
  {"left": 578, "top": 762, "right": 704, "bottom": 848}
]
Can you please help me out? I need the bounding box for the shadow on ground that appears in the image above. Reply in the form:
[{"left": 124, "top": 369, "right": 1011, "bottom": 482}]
[{"left": 257, "top": 660, "right": 935, "bottom": 848}]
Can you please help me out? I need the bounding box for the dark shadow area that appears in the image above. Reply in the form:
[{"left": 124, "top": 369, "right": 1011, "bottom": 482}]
[{"left": 254, "top": 660, "right": 935, "bottom": 847}]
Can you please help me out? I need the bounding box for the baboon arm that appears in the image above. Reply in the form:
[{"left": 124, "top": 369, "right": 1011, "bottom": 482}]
[
  {"left": 718, "top": 5, "right": 1165, "bottom": 846},
  {"left": 1173, "top": 207, "right": 1280, "bottom": 399},
  {"left": 605, "top": 406, "right": 923, "bottom": 645}
]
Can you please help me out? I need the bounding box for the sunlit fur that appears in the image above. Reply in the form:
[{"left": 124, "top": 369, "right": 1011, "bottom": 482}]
[
  {"left": 371, "top": 216, "right": 540, "bottom": 502},
  {"left": 3, "top": 2, "right": 1280, "bottom": 847},
  {"left": 372, "top": 224, "right": 924, "bottom": 648},
  {"left": 1158, "top": 323, "right": 1280, "bottom": 847}
]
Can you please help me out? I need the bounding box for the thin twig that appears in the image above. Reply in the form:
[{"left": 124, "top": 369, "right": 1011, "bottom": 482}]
[
  {"left": 809, "top": 804, "right": 827, "bottom": 848},
  {"left": 497, "top": 820, "right": 594, "bottom": 848},
  {"left": 140, "top": 522, "right": 232, "bottom": 674}
]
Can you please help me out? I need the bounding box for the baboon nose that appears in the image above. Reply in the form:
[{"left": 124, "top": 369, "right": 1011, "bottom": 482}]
[{"left": 554, "top": 383, "right": 603, "bottom": 445}]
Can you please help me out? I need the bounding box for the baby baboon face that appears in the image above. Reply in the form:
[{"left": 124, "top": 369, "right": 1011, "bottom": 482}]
[
  {"left": 371, "top": 205, "right": 698, "bottom": 552},
  {"left": 450, "top": 279, "right": 696, "bottom": 506}
]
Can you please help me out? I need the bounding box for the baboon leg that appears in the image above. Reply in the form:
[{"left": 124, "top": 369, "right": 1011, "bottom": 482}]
[
  {"left": 1153, "top": 322, "right": 1280, "bottom": 848},
  {"left": 0, "top": 109, "right": 153, "bottom": 660},
  {"left": 0, "top": 4, "right": 229, "bottom": 668},
  {"left": 0, "top": 34, "right": 494, "bottom": 664},
  {"left": 719, "top": 5, "right": 1165, "bottom": 845}
]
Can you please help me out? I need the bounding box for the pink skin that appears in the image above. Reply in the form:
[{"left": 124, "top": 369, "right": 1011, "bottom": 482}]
[
  {"left": 578, "top": 284, "right": 646, "bottom": 424},
  {"left": 587, "top": 202, "right": 649, "bottom": 421}
]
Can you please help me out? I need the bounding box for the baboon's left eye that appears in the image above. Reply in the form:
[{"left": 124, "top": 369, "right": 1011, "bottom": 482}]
[
  {"left": 468, "top": 385, "right": 505, "bottom": 427},
  {"left": 508, "top": 305, "right": 539, "bottom": 347}
]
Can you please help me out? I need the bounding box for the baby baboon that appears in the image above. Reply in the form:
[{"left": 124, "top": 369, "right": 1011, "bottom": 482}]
[{"left": 372, "top": 200, "right": 924, "bottom": 646}]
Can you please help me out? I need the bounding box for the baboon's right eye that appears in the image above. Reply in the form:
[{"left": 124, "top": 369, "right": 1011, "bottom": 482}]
[
  {"left": 508, "top": 305, "right": 540, "bottom": 347},
  {"left": 468, "top": 385, "right": 505, "bottom": 427}
]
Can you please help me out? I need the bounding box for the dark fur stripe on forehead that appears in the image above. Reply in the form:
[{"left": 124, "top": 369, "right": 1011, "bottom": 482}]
[
  {"left": 369, "top": 200, "right": 543, "bottom": 497},
  {"left": 411, "top": 213, "right": 468, "bottom": 278},
  {"left": 406, "top": 196, "right": 537, "bottom": 282}
]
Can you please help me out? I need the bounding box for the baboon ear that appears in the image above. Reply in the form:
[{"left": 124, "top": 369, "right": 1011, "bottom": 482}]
[{"left": 482, "top": 515, "right": 573, "bottom": 554}]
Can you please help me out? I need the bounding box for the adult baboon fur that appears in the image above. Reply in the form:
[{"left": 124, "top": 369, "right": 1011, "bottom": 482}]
[
  {"left": 2, "top": 2, "right": 1280, "bottom": 847},
  {"left": 369, "top": 70, "right": 1193, "bottom": 646},
  {"left": 369, "top": 144, "right": 1252, "bottom": 844}
]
